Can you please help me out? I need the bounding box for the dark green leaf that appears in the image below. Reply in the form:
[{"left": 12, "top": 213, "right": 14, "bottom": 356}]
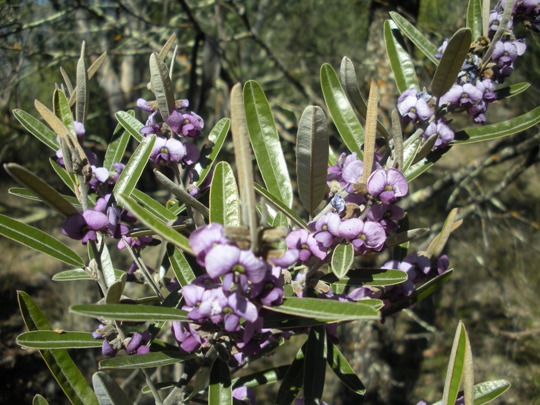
[
  {"left": 167, "top": 244, "right": 196, "bottom": 287},
  {"left": 99, "top": 352, "right": 192, "bottom": 370},
  {"left": 13, "top": 109, "right": 58, "bottom": 151},
  {"left": 52, "top": 268, "right": 124, "bottom": 282},
  {"left": 149, "top": 52, "right": 175, "bottom": 122},
  {"left": 232, "top": 365, "right": 289, "bottom": 389},
  {"left": 0, "top": 214, "right": 84, "bottom": 267},
  {"left": 50, "top": 158, "right": 77, "bottom": 195},
  {"left": 389, "top": 12, "right": 440, "bottom": 65},
  {"left": 193, "top": 118, "right": 230, "bottom": 188},
  {"left": 254, "top": 183, "right": 309, "bottom": 230},
  {"left": 115, "top": 111, "right": 144, "bottom": 143},
  {"left": 467, "top": 0, "right": 483, "bottom": 40},
  {"left": 331, "top": 243, "right": 354, "bottom": 279},
  {"left": 209, "top": 358, "right": 232, "bottom": 405},
  {"left": 70, "top": 304, "right": 188, "bottom": 321},
  {"left": 384, "top": 20, "right": 420, "bottom": 93},
  {"left": 17, "top": 331, "right": 102, "bottom": 349},
  {"left": 33, "top": 394, "right": 49, "bottom": 405},
  {"left": 322, "top": 269, "right": 408, "bottom": 293},
  {"left": 210, "top": 161, "right": 241, "bottom": 226},
  {"left": 113, "top": 135, "right": 155, "bottom": 197},
  {"left": 9, "top": 187, "right": 82, "bottom": 210},
  {"left": 244, "top": 81, "right": 293, "bottom": 208},
  {"left": 265, "top": 297, "right": 380, "bottom": 322},
  {"left": 320, "top": 63, "right": 364, "bottom": 156},
  {"left": 304, "top": 326, "right": 327, "bottom": 404},
  {"left": 275, "top": 343, "right": 306, "bottom": 405},
  {"left": 104, "top": 114, "right": 132, "bottom": 170},
  {"left": 53, "top": 88, "right": 76, "bottom": 138},
  {"left": 454, "top": 106, "right": 540, "bottom": 144},
  {"left": 386, "top": 228, "right": 430, "bottom": 247},
  {"left": 431, "top": 28, "right": 472, "bottom": 98},
  {"left": 473, "top": 380, "right": 511, "bottom": 404},
  {"left": 327, "top": 341, "right": 365, "bottom": 395},
  {"left": 493, "top": 82, "right": 530, "bottom": 100},
  {"left": 442, "top": 321, "right": 469, "bottom": 405},
  {"left": 131, "top": 189, "right": 177, "bottom": 223},
  {"left": 92, "top": 371, "right": 132, "bottom": 405},
  {"left": 296, "top": 106, "right": 329, "bottom": 215},
  {"left": 4, "top": 163, "right": 79, "bottom": 217}
]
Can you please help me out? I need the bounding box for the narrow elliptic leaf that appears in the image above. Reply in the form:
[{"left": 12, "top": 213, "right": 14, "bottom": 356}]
[
  {"left": 296, "top": 106, "right": 329, "bottom": 215},
  {"left": 244, "top": 80, "right": 293, "bottom": 208},
  {"left": 131, "top": 188, "right": 177, "bottom": 223},
  {"left": 482, "top": 0, "right": 491, "bottom": 37},
  {"left": 18, "top": 291, "right": 98, "bottom": 405},
  {"left": 60, "top": 66, "right": 74, "bottom": 97},
  {"left": 230, "top": 83, "right": 258, "bottom": 250},
  {"left": 0, "top": 214, "right": 84, "bottom": 267},
  {"left": 13, "top": 109, "right": 58, "bottom": 151},
  {"left": 210, "top": 161, "right": 241, "bottom": 226},
  {"left": 149, "top": 52, "right": 175, "bottom": 122},
  {"left": 115, "top": 111, "right": 144, "bottom": 143},
  {"left": 411, "top": 133, "right": 438, "bottom": 166},
  {"left": 386, "top": 228, "right": 430, "bottom": 247},
  {"left": 70, "top": 303, "right": 188, "bottom": 321},
  {"left": 68, "top": 51, "right": 108, "bottom": 107},
  {"left": 404, "top": 146, "right": 449, "bottom": 182},
  {"left": 159, "top": 33, "right": 177, "bottom": 58},
  {"left": 167, "top": 244, "right": 196, "bottom": 287},
  {"left": 116, "top": 193, "right": 193, "bottom": 254},
  {"left": 154, "top": 170, "right": 209, "bottom": 219},
  {"left": 391, "top": 109, "right": 404, "bottom": 170},
  {"left": 331, "top": 243, "right": 355, "bottom": 280},
  {"left": 17, "top": 331, "right": 103, "bottom": 349},
  {"left": 275, "top": 343, "right": 306, "bottom": 405},
  {"left": 4, "top": 163, "right": 79, "bottom": 216},
  {"left": 442, "top": 321, "right": 469, "bottom": 405},
  {"left": 75, "top": 42, "right": 88, "bottom": 124},
  {"left": 322, "top": 269, "right": 408, "bottom": 292},
  {"left": 327, "top": 341, "right": 365, "bottom": 395},
  {"left": 52, "top": 268, "right": 124, "bottom": 282},
  {"left": 209, "top": 358, "right": 232, "bottom": 405},
  {"left": 113, "top": 135, "right": 155, "bottom": 197},
  {"left": 467, "top": 0, "right": 483, "bottom": 40},
  {"left": 320, "top": 63, "right": 364, "bottom": 156},
  {"left": 384, "top": 20, "right": 420, "bottom": 93},
  {"left": 473, "top": 379, "right": 511, "bottom": 404},
  {"left": 99, "top": 352, "right": 191, "bottom": 370},
  {"left": 193, "top": 118, "right": 230, "bottom": 188},
  {"left": 254, "top": 183, "right": 309, "bottom": 230},
  {"left": 483, "top": 0, "right": 512, "bottom": 63},
  {"left": 389, "top": 12, "right": 440, "bottom": 65},
  {"left": 50, "top": 157, "right": 77, "bottom": 194},
  {"left": 454, "top": 106, "right": 540, "bottom": 144},
  {"left": 93, "top": 232, "right": 117, "bottom": 288},
  {"left": 431, "top": 28, "right": 472, "bottom": 99},
  {"left": 361, "top": 80, "right": 379, "bottom": 184},
  {"left": 104, "top": 116, "right": 131, "bottom": 170},
  {"left": 383, "top": 269, "right": 454, "bottom": 316},
  {"left": 105, "top": 273, "right": 127, "bottom": 304},
  {"left": 92, "top": 371, "right": 132, "bottom": 405},
  {"left": 493, "top": 82, "right": 530, "bottom": 100},
  {"left": 426, "top": 208, "right": 459, "bottom": 259},
  {"left": 9, "top": 187, "right": 82, "bottom": 210},
  {"left": 265, "top": 297, "right": 380, "bottom": 322},
  {"left": 304, "top": 326, "right": 327, "bottom": 404},
  {"left": 33, "top": 394, "right": 49, "bottom": 405},
  {"left": 54, "top": 88, "right": 76, "bottom": 138},
  {"left": 232, "top": 365, "right": 289, "bottom": 389}
]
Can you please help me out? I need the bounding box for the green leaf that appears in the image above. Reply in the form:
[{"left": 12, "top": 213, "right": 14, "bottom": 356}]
[
  {"left": 54, "top": 88, "right": 76, "bottom": 137},
  {"left": 113, "top": 135, "right": 155, "bottom": 197},
  {"left": 71, "top": 303, "right": 188, "bottom": 321},
  {"left": 386, "top": 228, "right": 430, "bottom": 247},
  {"left": 167, "top": 245, "right": 196, "bottom": 287},
  {"left": 320, "top": 63, "right": 365, "bottom": 156},
  {"left": 275, "top": 343, "right": 306, "bottom": 405},
  {"left": 296, "top": 106, "right": 329, "bottom": 215},
  {"left": 210, "top": 161, "right": 241, "bottom": 226},
  {"left": 0, "top": 214, "right": 84, "bottom": 267},
  {"left": 75, "top": 42, "right": 88, "bottom": 124},
  {"left": 389, "top": 12, "right": 440, "bottom": 65},
  {"left": 493, "top": 82, "right": 530, "bottom": 100},
  {"left": 467, "top": 0, "right": 483, "bottom": 40},
  {"left": 13, "top": 109, "right": 58, "bottom": 151},
  {"left": 384, "top": 20, "right": 420, "bottom": 93},
  {"left": 244, "top": 80, "right": 293, "bottom": 208},
  {"left": 93, "top": 233, "right": 117, "bottom": 288},
  {"left": 209, "top": 358, "right": 232, "bottom": 405},
  {"left": 4, "top": 163, "right": 79, "bottom": 217},
  {"left": 254, "top": 183, "right": 309, "bottom": 230},
  {"left": 104, "top": 114, "right": 132, "bottom": 170},
  {"left": 304, "top": 326, "right": 327, "bottom": 404},
  {"left": 149, "top": 52, "right": 175, "bottom": 122},
  {"left": 18, "top": 291, "right": 98, "bottom": 405},
  {"left": 426, "top": 208, "right": 460, "bottom": 260},
  {"left": 232, "top": 366, "right": 289, "bottom": 389},
  {"left": 193, "top": 118, "right": 230, "bottom": 188},
  {"left": 99, "top": 352, "right": 191, "bottom": 370},
  {"left": 131, "top": 189, "right": 177, "bottom": 223},
  {"left": 327, "top": 341, "right": 365, "bottom": 396},
  {"left": 9, "top": 187, "right": 82, "bottom": 210},
  {"left": 331, "top": 243, "right": 354, "bottom": 280},
  {"left": 454, "top": 106, "right": 540, "bottom": 144},
  {"left": 33, "top": 394, "right": 49, "bottom": 405},
  {"left": 115, "top": 111, "right": 144, "bottom": 143},
  {"left": 265, "top": 297, "right": 380, "bottom": 322},
  {"left": 116, "top": 193, "right": 192, "bottom": 254},
  {"left": 68, "top": 51, "right": 108, "bottom": 107},
  {"left": 322, "top": 269, "right": 408, "bottom": 293},
  {"left": 50, "top": 157, "right": 78, "bottom": 195},
  {"left": 383, "top": 269, "right": 454, "bottom": 316},
  {"left": 52, "top": 268, "right": 124, "bottom": 282},
  {"left": 442, "top": 321, "right": 470, "bottom": 405},
  {"left": 404, "top": 146, "right": 449, "bottom": 182},
  {"left": 431, "top": 28, "right": 472, "bottom": 98},
  {"left": 92, "top": 371, "right": 132, "bottom": 405},
  {"left": 472, "top": 380, "right": 511, "bottom": 404},
  {"left": 17, "top": 331, "right": 103, "bottom": 349}
]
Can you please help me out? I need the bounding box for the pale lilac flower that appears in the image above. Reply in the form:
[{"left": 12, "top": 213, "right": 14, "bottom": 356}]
[
  {"left": 62, "top": 209, "right": 110, "bottom": 244},
  {"left": 136, "top": 98, "right": 155, "bottom": 112},
  {"left": 284, "top": 228, "right": 327, "bottom": 262},
  {"left": 397, "top": 88, "right": 433, "bottom": 123},
  {"left": 310, "top": 212, "right": 342, "bottom": 248},
  {"left": 439, "top": 83, "right": 484, "bottom": 108},
  {"left": 102, "top": 339, "right": 117, "bottom": 357},
  {"left": 423, "top": 120, "right": 455, "bottom": 148},
  {"left": 232, "top": 386, "right": 256, "bottom": 404},
  {"left": 367, "top": 168, "right": 409, "bottom": 205},
  {"left": 74, "top": 121, "right": 86, "bottom": 138},
  {"left": 338, "top": 218, "right": 386, "bottom": 254},
  {"left": 167, "top": 110, "right": 204, "bottom": 138},
  {"left": 172, "top": 322, "right": 203, "bottom": 352},
  {"left": 492, "top": 39, "right": 526, "bottom": 67},
  {"left": 149, "top": 137, "right": 186, "bottom": 165},
  {"left": 126, "top": 331, "right": 151, "bottom": 355},
  {"left": 189, "top": 223, "right": 227, "bottom": 266}
]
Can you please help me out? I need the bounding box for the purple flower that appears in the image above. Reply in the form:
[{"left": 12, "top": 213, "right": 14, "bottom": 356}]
[
  {"left": 366, "top": 204, "right": 404, "bottom": 232},
  {"left": 367, "top": 168, "right": 409, "bottom": 204},
  {"left": 310, "top": 212, "right": 342, "bottom": 248},
  {"left": 167, "top": 110, "right": 204, "bottom": 138},
  {"left": 232, "top": 386, "right": 256, "bottom": 404},
  {"left": 126, "top": 330, "right": 151, "bottom": 355},
  {"left": 423, "top": 120, "right": 455, "bottom": 148},
  {"left": 101, "top": 339, "right": 117, "bottom": 357},
  {"left": 338, "top": 218, "right": 386, "bottom": 254},
  {"left": 492, "top": 40, "right": 526, "bottom": 67},
  {"left": 327, "top": 152, "right": 359, "bottom": 191},
  {"left": 284, "top": 228, "right": 327, "bottom": 262},
  {"left": 149, "top": 137, "right": 186, "bottom": 165},
  {"left": 397, "top": 88, "right": 433, "bottom": 123},
  {"left": 136, "top": 98, "right": 155, "bottom": 112},
  {"left": 435, "top": 38, "right": 448, "bottom": 59},
  {"left": 172, "top": 321, "right": 204, "bottom": 352},
  {"left": 440, "top": 83, "right": 484, "bottom": 108},
  {"left": 189, "top": 223, "right": 227, "bottom": 266},
  {"left": 62, "top": 209, "right": 110, "bottom": 244},
  {"left": 74, "top": 121, "right": 85, "bottom": 138}
]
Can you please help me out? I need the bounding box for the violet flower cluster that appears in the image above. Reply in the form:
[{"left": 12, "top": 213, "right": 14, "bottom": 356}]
[{"left": 398, "top": 0, "right": 538, "bottom": 149}]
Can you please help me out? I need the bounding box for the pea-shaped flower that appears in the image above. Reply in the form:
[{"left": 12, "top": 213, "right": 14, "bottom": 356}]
[
  {"left": 149, "top": 136, "right": 186, "bottom": 165},
  {"left": 367, "top": 168, "right": 409, "bottom": 205},
  {"left": 62, "top": 209, "right": 110, "bottom": 244}
]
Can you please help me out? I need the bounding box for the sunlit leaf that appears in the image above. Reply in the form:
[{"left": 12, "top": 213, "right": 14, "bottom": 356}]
[
  {"left": 467, "top": 0, "right": 483, "bottom": 40},
  {"left": 331, "top": 243, "right": 354, "bottom": 280},
  {"left": 68, "top": 51, "right": 108, "bottom": 107},
  {"left": 327, "top": 341, "right": 365, "bottom": 395},
  {"left": 167, "top": 244, "right": 196, "bottom": 287},
  {"left": 131, "top": 188, "right": 177, "bottom": 223},
  {"left": 209, "top": 358, "right": 232, "bottom": 405},
  {"left": 149, "top": 52, "right": 175, "bottom": 122},
  {"left": 92, "top": 371, "right": 132, "bottom": 405},
  {"left": 104, "top": 113, "right": 132, "bottom": 170},
  {"left": 473, "top": 380, "right": 511, "bottom": 404},
  {"left": 426, "top": 208, "right": 460, "bottom": 259},
  {"left": 193, "top": 118, "right": 230, "bottom": 188},
  {"left": 232, "top": 366, "right": 289, "bottom": 389},
  {"left": 115, "top": 111, "right": 144, "bottom": 143},
  {"left": 493, "top": 82, "right": 530, "bottom": 100},
  {"left": 75, "top": 42, "right": 88, "bottom": 124},
  {"left": 210, "top": 161, "right": 241, "bottom": 226},
  {"left": 384, "top": 20, "right": 420, "bottom": 93},
  {"left": 113, "top": 135, "right": 155, "bottom": 197},
  {"left": 99, "top": 352, "right": 192, "bottom": 370},
  {"left": 33, "top": 394, "right": 49, "bottom": 405},
  {"left": 322, "top": 269, "right": 408, "bottom": 293},
  {"left": 442, "top": 321, "right": 470, "bottom": 405},
  {"left": 254, "top": 183, "right": 308, "bottom": 229},
  {"left": 70, "top": 303, "right": 188, "bottom": 321},
  {"left": 17, "top": 331, "right": 102, "bottom": 349},
  {"left": 13, "top": 109, "right": 58, "bottom": 151},
  {"left": 52, "top": 268, "right": 124, "bottom": 282}
]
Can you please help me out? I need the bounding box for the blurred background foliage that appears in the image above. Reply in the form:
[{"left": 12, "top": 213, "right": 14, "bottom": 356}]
[{"left": 1, "top": 0, "right": 539, "bottom": 403}]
